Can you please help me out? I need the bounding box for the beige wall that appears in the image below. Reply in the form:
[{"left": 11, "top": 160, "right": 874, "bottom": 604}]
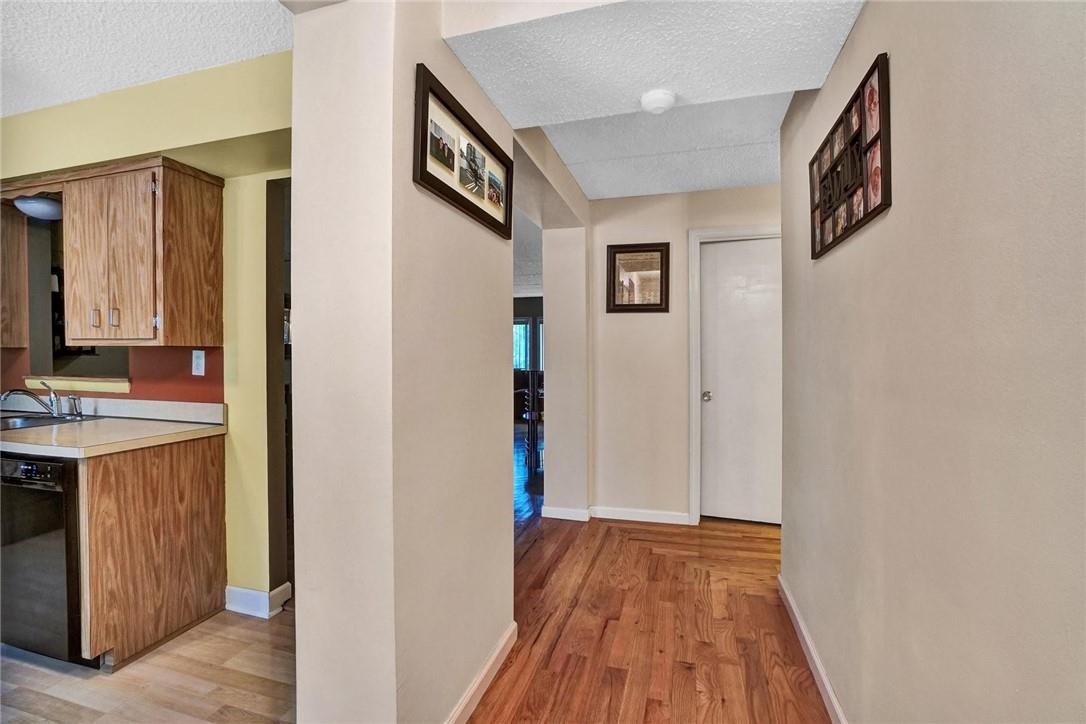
[
  {"left": 390, "top": 2, "right": 514, "bottom": 722},
  {"left": 779, "top": 3, "right": 1085, "bottom": 722},
  {"left": 292, "top": 1, "right": 514, "bottom": 721},
  {"left": 291, "top": 3, "right": 398, "bottom": 720},
  {"left": 543, "top": 226, "right": 591, "bottom": 512},
  {"left": 589, "top": 186, "right": 781, "bottom": 514}
]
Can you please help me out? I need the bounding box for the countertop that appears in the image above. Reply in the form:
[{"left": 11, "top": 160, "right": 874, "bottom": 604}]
[{"left": 0, "top": 415, "right": 227, "bottom": 459}]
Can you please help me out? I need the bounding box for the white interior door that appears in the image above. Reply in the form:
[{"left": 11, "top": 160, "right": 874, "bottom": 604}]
[{"left": 700, "top": 237, "right": 782, "bottom": 524}]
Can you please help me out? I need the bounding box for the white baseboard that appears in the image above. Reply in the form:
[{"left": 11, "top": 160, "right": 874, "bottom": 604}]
[
  {"left": 446, "top": 621, "right": 517, "bottom": 724},
  {"left": 542, "top": 505, "right": 692, "bottom": 526},
  {"left": 541, "top": 505, "right": 590, "bottom": 521},
  {"left": 225, "top": 582, "right": 293, "bottom": 619},
  {"left": 777, "top": 575, "right": 848, "bottom": 724},
  {"left": 589, "top": 506, "right": 692, "bottom": 526}
]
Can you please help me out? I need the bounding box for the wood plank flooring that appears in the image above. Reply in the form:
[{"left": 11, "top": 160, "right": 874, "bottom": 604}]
[
  {"left": 2, "top": 446, "right": 824, "bottom": 724},
  {"left": 0, "top": 608, "right": 294, "bottom": 723},
  {"left": 471, "top": 516, "right": 830, "bottom": 724}
]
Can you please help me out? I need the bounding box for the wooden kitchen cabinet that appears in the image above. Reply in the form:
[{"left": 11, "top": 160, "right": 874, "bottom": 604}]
[
  {"left": 79, "top": 435, "right": 226, "bottom": 668},
  {"left": 0, "top": 203, "right": 29, "bottom": 347},
  {"left": 1, "top": 156, "right": 224, "bottom": 347}
]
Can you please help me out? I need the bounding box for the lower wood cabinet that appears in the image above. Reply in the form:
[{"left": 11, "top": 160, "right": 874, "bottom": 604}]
[{"left": 78, "top": 436, "right": 225, "bottom": 667}]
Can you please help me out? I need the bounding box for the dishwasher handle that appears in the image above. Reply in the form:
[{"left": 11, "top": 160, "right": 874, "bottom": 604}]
[{"left": 0, "top": 477, "right": 62, "bottom": 493}]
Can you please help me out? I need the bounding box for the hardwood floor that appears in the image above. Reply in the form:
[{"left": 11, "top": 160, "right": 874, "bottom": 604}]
[
  {"left": 513, "top": 423, "right": 544, "bottom": 538},
  {"left": 0, "top": 608, "right": 294, "bottom": 723},
  {"left": 471, "top": 516, "right": 830, "bottom": 724},
  {"left": 2, "top": 436, "right": 821, "bottom": 723}
]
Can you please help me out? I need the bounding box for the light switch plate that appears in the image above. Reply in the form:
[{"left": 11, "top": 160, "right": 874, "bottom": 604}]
[{"left": 192, "top": 349, "right": 206, "bottom": 377}]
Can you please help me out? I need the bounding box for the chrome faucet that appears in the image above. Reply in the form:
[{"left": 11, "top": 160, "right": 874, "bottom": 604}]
[
  {"left": 0, "top": 388, "right": 58, "bottom": 416},
  {"left": 39, "top": 381, "right": 60, "bottom": 416}
]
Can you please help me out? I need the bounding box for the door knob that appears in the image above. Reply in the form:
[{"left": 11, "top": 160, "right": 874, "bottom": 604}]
[{"left": 702, "top": 390, "right": 713, "bottom": 402}]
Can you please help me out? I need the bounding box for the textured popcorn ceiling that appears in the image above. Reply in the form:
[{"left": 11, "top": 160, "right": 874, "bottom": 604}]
[
  {"left": 446, "top": 0, "right": 862, "bottom": 198},
  {"left": 542, "top": 92, "right": 791, "bottom": 198},
  {"left": 0, "top": 0, "right": 293, "bottom": 117}
]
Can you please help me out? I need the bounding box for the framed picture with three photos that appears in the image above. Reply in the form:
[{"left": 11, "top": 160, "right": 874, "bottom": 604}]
[
  {"left": 809, "top": 53, "right": 892, "bottom": 259},
  {"left": 412, "top": 63, "right": 514, "bottom": 239}
]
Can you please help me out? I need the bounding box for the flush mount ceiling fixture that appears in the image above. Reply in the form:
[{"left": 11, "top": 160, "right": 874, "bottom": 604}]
[
  {"left": 640, "top": 88, "right": 676, "bottom": 115},
  {"left": 14, "top": 195, "right": 62, "bottom": 221}
]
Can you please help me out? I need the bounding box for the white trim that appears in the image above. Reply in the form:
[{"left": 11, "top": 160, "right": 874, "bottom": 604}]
[
  {"left": 1, "top": 396, "right": 226, "bottom": 425},
  {"left": 225, "top": 582, "right": 293, "bottom": 619},
  {"left": 777, "top": 575, "right": 848, "bottom": 724},
  {"left": 542, "top": 505, "right": 692, "bottom": 525},
  {"left": 687, "top": 225, "right": 782, "bottom": 526},
  {"left": 588, "top": 506, "right": 691, "bottom": 526},
  {"left": 541, "top": 505, "right": 590, "bottom": 521},
  {"left": 445, "top": 621, "right": 518, "bottom": 724}
]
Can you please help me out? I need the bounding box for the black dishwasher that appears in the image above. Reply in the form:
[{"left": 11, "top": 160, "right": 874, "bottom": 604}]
[{"left": 1, "top": 454, "right": 98, "bottom": 667}]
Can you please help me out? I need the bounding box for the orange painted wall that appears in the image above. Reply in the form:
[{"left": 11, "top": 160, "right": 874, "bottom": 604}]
[{"left": 0, "top": 346, "right": 223, "bottom": 403}]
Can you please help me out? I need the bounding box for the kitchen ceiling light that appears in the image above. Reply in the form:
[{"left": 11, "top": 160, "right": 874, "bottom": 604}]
[
  {"left": 640, "top": 88, "right": 676, "bottom": 115},
  {"left": 14, "top": 195, "right": 62, "bottom": 221}
]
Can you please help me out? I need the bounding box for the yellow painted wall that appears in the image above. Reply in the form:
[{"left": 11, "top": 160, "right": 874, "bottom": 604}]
[
  {"left": 1, "top": 52, "right": 291, "bottom": 179},
  {"left": 223, "top": 170, "right": 289, "bottom": 591},
  {"left": 1, "top": 55, "right": 292, "bottom": 593}
]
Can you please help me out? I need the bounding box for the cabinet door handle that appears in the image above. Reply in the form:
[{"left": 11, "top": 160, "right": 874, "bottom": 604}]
[
  {"left": 90, "top": 308, "right": 102, "bottom": 328},
  {"left": 109, "top": 308, "right": 120, "bottom": 327}
]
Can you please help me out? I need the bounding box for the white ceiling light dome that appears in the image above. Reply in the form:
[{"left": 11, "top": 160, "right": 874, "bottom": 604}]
[
  {"left": 14, "top": 195, "right": 62, "bottom": 221},
  {"left": 640, "top": 88, "right": 676, "bottom": 115}
]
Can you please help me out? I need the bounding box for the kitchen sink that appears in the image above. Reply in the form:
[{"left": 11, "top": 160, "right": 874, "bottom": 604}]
[{"left": 0, "top": 414, "right": 100, "bottom": 432}]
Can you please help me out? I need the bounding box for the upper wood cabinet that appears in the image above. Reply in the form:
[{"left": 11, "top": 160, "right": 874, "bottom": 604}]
[
  {"left": 1, "top": 203, "right": 29, "bottom": 347},
  {"left": 2, "top": 156, "right": 224, "bottom": 347}
]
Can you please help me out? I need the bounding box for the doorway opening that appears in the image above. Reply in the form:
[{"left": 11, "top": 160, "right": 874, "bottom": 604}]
[
  {"left": 513, "top": 211, "right": 544, "bottom": 533},
  {"left": 266, "top": 178, "right": 294, "bottom": 600}
]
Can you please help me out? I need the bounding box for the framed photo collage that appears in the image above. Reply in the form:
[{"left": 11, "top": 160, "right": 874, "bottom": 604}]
[{"left": 809, "top": 53, "right": 892, "bottom": 259}]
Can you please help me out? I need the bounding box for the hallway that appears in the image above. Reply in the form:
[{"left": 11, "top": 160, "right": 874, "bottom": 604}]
[{"left": 472, "top": 516, "right": 829, "bottom": 722}]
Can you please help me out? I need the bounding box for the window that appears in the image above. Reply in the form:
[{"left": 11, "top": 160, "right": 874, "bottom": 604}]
[{"left": 513, "top": 319, "right": 531, "bottom": 370}]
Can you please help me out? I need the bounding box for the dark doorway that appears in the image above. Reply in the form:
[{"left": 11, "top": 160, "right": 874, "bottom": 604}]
[
  {"left": 513, "top": 296, "right": 543, "bottom": 532},
  {"left": 266, "top": 178, "right": 293, "bottom": 594}
]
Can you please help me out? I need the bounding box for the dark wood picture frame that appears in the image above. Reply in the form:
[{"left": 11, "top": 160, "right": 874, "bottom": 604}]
[
  {"left": 809, "top": 53, "right": 891, "bottom": 259},
  {"left": 413, "top": 63, "right": 513, "bottom": 240},
  {"left": 606, "top": 242, "right": 670, "bottom": 313}
]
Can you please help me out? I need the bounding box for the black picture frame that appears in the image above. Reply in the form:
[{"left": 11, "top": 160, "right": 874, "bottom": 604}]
[
  {"left": 412, "top": 63, "right": 514, "bottom": 240},
  {"left": 809, "top": 53, "right": 892, "bottom": 259},
  {"left": 606, "top": 242, "right": 670, "bottom": 313}
]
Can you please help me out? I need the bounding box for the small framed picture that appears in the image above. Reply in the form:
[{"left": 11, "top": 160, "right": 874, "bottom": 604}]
[
  {"left": 833, "top": 124, "right": 845, "bottom": 157},
  {"left": 823, "top": 217, "right": 834, "bottom": 244},
  {"left": 606, "top": 242, "right": 669, "bottom": 313},
  {"left": 811, "top": 162, "right": 820, "bottom": 204},
  {"left": 850, "top": 101, "right": 862, "bottom": 134},
  {"left": 866, "top": 140, "right": 883, "bottom": 208},
  {"left": 813, "top": 209, "right": 822, "bottom": 245},
  {"left": 413, "top": 63, "right": 513, "bottom": 239},
  {"left": 851, "top": 188, "right": 864, "bottom": 222},
  {"left": 487, "top": 171, "right": 504, "bottom": 208},
  {"left": 458, "top": 137, "right": 486, "bottom": 198},
  {"left": 428, "top": 119, "right": 456, "bottom": 172},
  {"left": 834, "top": 203, "right": 847, "bottom": 237},
  {"left": 864, "top": 70, "right": 881, "bottom": 143},
  {"left": 821, "top": 144, "right": 832, "bottom": 171}
]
